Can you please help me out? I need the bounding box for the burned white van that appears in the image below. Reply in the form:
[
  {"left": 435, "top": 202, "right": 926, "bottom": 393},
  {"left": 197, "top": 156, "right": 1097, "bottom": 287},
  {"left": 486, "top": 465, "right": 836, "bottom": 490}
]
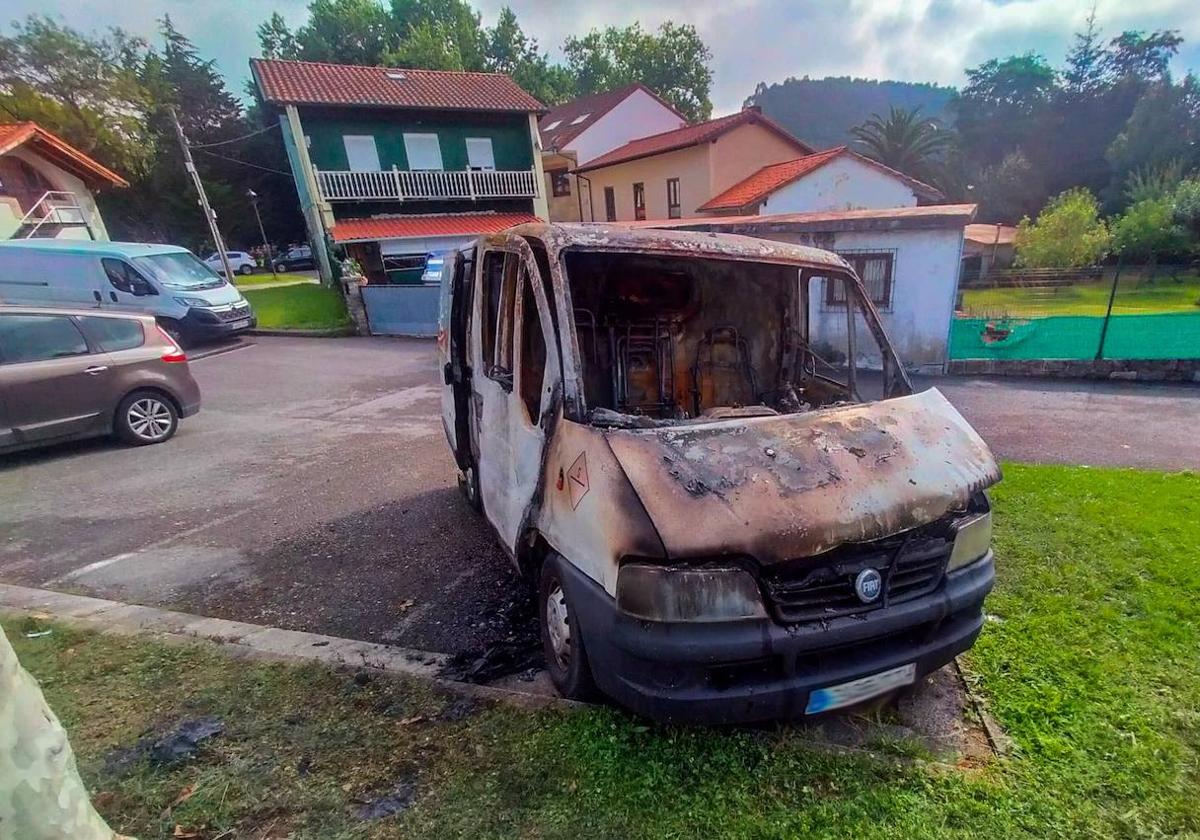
[{"left": 437, "top": 223, "right": 1000, "bottom": 723}]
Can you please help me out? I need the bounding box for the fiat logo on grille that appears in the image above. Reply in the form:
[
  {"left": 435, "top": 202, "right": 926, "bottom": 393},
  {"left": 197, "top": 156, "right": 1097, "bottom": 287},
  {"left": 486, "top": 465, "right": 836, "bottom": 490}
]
[{"left": 854, "top": 568, "right": 883, "bottom": 603}]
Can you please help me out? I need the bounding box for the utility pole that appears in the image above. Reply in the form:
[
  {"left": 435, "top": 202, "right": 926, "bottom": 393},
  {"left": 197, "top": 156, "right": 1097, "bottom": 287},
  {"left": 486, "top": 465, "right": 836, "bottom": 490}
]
[
  {"left": 246, "top": 189, "right": 272, "bottom": 274},
  {"left": 170, "top": 106, "right": 236, "bottom": 282}
]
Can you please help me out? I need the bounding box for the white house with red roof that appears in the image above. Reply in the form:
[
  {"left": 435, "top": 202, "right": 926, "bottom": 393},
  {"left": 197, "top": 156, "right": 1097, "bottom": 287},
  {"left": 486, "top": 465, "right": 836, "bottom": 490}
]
[
  {"left": 697, "top": 146, "right": 944, "bottom": 216},
  {"left": 251, "top": 58, "right": 549, "bottom": 288},
  {"left": 538, "top": 84, "right": 687, "bottom": 221},
  {"left": 0, "top": 122, "right": 127, "bottom": 241}
]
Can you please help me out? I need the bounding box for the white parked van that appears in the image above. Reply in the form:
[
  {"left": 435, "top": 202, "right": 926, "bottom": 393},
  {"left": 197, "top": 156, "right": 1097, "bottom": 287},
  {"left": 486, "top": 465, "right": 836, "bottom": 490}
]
[{"left": 0, "top": 239, "right": 256, "bottom": 344}]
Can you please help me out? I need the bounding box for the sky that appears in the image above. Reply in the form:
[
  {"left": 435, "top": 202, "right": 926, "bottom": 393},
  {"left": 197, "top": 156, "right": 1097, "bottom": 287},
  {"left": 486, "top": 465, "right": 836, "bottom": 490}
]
[{"left": 8, "top": 0, "right": 1200, "bottom": 111}]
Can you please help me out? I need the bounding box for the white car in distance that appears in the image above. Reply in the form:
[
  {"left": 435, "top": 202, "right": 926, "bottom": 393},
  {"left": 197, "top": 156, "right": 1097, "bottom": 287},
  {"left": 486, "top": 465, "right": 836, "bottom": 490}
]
[{"left": 203, "top": 251, "right": 257, "bottom": 276}]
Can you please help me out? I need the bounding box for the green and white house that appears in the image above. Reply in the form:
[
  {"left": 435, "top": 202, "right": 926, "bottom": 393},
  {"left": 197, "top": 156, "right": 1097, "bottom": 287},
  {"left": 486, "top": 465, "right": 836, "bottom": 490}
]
[{"left": 252, "top": 58, "right": 549, "bottom": 286}]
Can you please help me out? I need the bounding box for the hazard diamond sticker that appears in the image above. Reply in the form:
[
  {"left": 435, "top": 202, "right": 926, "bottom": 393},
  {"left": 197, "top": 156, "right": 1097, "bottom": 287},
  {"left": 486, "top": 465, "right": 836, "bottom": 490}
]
[{"left": 566, "top": 451, "right": 589, "bottom": 509}]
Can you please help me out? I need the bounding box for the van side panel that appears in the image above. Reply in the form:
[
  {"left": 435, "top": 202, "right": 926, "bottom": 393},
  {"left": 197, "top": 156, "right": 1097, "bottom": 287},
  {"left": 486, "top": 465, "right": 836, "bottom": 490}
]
[{"left": 0, "top": 250, "right": 103, "bottom": 307}]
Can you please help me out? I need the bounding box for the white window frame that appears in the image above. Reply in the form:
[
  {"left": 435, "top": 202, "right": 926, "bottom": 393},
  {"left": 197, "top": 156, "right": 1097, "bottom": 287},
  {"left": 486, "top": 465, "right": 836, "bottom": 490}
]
[
  {"left": 403, "top": 133, "right": 444, "bottom": 171},
  {"left": 465, "top": 137, "right": 496, "bottom": 171},
  {"left": 342, "top": 135, "right": 381, "bottom": 171}
]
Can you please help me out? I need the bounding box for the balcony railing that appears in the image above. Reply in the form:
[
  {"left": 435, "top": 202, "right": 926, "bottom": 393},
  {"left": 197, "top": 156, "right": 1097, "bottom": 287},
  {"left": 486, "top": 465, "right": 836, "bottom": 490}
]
[{"left": 315, "top": 167, "right": 539, "bottom": 203}]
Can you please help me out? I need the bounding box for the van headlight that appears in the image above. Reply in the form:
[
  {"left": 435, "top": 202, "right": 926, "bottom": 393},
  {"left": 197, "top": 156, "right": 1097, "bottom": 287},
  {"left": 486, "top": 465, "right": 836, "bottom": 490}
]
[
  {"left": 948, "top": 512, "right": 992, "bottom": 571},
  {"left": 616, "top": 561, "right": 767, "bottom": 622},
  {"left": 174, "top": 296, "right": 211, "bottom": 307}
]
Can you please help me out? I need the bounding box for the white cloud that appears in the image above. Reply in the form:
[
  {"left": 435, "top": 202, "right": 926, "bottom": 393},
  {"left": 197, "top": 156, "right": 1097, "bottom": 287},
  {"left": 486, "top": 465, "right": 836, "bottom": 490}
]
[{"left": 5, "top": 0, "right": 1198, "bottom": 112}]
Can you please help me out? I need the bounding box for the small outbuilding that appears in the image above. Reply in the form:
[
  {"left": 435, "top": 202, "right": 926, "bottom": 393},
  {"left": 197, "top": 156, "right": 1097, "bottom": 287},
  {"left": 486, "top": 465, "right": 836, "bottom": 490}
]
[{"left": 648, "top": 204, "right": 977, "bottom": 372}]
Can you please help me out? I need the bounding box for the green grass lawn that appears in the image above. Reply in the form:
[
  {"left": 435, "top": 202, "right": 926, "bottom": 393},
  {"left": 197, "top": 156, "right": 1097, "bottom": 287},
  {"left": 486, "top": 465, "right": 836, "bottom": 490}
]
[
  {"left": 9, "top": 464, "right": 1200, "bottom": 838},
  {"left": 242, "top": 283, "right": 350, "bottom": 330},
  {"left": 962, "top": 274, "right": 1200, "bottom": 317}
]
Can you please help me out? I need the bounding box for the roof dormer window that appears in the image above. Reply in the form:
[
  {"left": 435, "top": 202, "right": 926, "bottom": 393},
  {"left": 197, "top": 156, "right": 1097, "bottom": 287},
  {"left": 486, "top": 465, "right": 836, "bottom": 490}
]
[
  {"left": 543, "top": 120, "right": 561, "bottom": 130},
  {"left": 570, "top": 113, "right": 590, "bottom": 125},
  {"left": 386, "top": 70, "right": 406, "bottom": 80}
]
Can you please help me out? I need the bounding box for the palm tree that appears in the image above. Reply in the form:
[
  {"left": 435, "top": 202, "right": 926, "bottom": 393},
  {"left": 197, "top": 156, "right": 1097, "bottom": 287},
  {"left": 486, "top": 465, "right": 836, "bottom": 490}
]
[{"left": 851, "top": 106, "right": 953, "bottom": 186}]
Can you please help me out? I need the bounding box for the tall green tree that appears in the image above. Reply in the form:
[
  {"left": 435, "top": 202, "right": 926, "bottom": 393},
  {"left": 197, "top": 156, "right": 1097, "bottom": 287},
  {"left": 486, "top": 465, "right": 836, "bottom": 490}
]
[
  {"left": 291, "top": 0, "right": 397, "bottom": 65},
  {"left": 0, "top": 15, "right": 152, "bottom": 175},
  {"left": 482, "top": 7, "right": 575, "bottom": 104},
  {"left": 850, "top": 106, "right": 952, "bottom": 185},
  {"left": 563, "top": 22, "right": 712, "bottom": 122},
  {"left": 1014, "top": 188, "right": 1111, "bottom": 268}
]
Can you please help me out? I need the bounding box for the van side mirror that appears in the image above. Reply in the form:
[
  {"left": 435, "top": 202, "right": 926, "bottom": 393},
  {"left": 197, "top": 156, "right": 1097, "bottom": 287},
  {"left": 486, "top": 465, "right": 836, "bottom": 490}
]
[{"left": 130, "top": 280, "right": 157, "bottom": 297}]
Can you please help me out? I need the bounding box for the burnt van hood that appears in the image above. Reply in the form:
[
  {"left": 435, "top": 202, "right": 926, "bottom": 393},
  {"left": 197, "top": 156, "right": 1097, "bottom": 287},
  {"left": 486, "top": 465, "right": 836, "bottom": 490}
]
[{"left": 604, "top": 388, "right": 1000, "bottom": 565}]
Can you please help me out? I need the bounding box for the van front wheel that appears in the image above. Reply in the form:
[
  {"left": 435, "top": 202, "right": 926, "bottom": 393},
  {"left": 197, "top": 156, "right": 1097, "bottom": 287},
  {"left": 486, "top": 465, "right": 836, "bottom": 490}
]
[{"left": 539, "top": 554, "right": 597, "bottom": 701}]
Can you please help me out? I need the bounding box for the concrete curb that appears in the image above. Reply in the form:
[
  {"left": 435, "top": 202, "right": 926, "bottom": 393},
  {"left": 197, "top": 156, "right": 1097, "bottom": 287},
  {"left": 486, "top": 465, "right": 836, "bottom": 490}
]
[
  {"left": 0, "top": 584, "right": 574, "bottom": 712},
  {"left": 246, "top": 327, "right": 358, "bottom": 338}
]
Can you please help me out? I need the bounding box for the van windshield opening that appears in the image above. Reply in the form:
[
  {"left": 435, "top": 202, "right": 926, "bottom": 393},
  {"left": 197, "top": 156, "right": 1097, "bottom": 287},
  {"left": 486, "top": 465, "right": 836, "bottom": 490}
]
[
  {"left": 563, "top": 250, "right": 910, "bottom": 428},
  {"left": 132, "top": 252, "right": 225, "bottom": 290}
]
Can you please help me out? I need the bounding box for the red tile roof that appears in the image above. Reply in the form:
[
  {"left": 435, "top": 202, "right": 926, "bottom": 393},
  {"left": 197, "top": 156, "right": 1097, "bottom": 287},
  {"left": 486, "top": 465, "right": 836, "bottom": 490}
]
[
  {"left": 331, "top": 212, "right": 540, "bottom": 243},
  {"left": 539, "top": 84, "right": 685, "bottom": 152},
  {"left": 698, "top": 147, "right": 846, "bottom": 212},
  {"left": 698, "top": 146, "right": 943, "bottom": 212},
  {"left": 251, "top": 58, "right": 545, "bottom": 113},
  {"left": 574, "top": 108, "right": 812, "bottom": 172},
  {"left": 964, "top": 223, "right": 1017, "bottom": 246},
  {"left": 0, "top": 122, "right": 127, "bottom": 188}
]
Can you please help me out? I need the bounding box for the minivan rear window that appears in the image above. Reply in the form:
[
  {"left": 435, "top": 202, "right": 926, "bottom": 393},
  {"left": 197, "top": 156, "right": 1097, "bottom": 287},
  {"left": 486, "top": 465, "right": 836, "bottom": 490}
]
[
  {"left": 133, "top": 252, "right": 225, "bottom": 290},
  {"left": 78, "top": 316, "right": 145, "bottom": 352}
]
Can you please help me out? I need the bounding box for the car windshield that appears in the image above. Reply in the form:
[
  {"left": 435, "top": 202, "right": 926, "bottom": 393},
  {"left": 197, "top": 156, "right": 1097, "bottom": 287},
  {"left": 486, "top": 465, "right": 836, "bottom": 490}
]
[{"left": 133, "top": 252, "right": 225, "bottom": 290}]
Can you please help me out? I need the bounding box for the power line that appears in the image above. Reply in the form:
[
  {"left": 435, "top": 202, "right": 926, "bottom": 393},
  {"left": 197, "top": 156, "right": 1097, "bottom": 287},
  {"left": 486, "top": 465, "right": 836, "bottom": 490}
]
[
  {"left": 193, "top": 147, "right": 293, "bottom": 177},
  {"left": 189, "top": 121, "right": 280, "bottom": 149}
]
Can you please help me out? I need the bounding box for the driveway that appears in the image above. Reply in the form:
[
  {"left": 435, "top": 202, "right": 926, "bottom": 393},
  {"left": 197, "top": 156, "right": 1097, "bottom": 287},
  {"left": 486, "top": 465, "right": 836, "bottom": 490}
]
[{"left": 2, "top": 336, "right": 1197, "bottom": 658}]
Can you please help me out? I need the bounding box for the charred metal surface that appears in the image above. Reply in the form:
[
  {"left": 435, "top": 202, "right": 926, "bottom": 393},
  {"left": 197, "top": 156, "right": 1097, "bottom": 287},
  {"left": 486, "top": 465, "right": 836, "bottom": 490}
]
[{"left": 604, "top": 388, "right": 1000, "bottom": 565}]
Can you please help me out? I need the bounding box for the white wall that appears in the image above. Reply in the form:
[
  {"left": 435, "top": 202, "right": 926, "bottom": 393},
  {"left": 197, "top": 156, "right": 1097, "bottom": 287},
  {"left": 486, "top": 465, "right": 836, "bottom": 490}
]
[
  {"left": 9, "top": 148, "right": 110, "bottom": 240},
  {"left": 756, "top": 227, "right": 963, "bottom": 371},
  {"left": 761, "top": 155, "right": 918, "bottom": 214},
  {"left": 569, "top": 88, "right": 687, "bottom": 166}
]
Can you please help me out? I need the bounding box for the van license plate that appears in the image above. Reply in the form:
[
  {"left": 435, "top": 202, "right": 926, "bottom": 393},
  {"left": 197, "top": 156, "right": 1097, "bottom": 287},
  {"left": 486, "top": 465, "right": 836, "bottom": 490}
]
[
  {"left": 805, "top": 663, "right": 916, "bottom": 714},
  {"left": 229, "top": 318, "right": 251, "bottom": 329}
]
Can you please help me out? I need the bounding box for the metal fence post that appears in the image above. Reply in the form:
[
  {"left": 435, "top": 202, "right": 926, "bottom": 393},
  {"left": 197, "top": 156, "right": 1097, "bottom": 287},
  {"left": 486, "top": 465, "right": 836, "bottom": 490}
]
[{"left": 1095, "top": 258, "right": 1123, "bottom": 361}]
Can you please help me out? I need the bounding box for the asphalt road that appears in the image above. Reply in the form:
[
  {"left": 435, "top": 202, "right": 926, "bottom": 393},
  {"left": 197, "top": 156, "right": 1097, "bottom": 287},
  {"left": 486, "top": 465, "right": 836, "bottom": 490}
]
[{"left": 2, "top": 336, "right": 1197, "bottom": 657}]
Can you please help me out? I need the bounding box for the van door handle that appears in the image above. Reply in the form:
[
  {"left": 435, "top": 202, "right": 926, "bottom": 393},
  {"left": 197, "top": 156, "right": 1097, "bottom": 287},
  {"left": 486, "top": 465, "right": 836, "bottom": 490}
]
[
  {"left": 109, "top": 291, "right": 118, "bottom": 303},
  {"left": 84, "top": 365, "right": 108, "bottom": 375},
  {"left": 93, "top": 290, "right": 102, "bottom": 303}
]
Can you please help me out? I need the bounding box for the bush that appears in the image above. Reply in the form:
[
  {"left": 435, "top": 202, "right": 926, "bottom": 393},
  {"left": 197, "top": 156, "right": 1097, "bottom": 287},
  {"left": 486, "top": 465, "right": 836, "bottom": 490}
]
[
  {"left": 1015, "top": 188, "right": 1111, "bottom": 268},
  {"left": 1111, "top": 197, "right": 1192, "bottom": 261}
]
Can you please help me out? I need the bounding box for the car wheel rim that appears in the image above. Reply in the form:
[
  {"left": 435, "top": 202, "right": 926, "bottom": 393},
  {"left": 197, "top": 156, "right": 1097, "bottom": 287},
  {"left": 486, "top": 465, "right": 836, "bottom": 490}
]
[
  {"left": 128, "top": 398, "right": 172, "bottom": 441},
  {"left": 545, "top": 584, "right": 572, "bottom": 671}
]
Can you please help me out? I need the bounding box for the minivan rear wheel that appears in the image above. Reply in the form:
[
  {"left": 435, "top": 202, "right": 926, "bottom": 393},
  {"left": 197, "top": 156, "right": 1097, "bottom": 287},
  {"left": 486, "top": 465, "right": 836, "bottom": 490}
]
[
  {"left": 539, "top": 554, "right": 597, "bottom": 701},
  {"left": 239, "top": 263, "right": 254, "bottom": 275},
  {"left": 115, "top": 390, "right": 178, "bottom": 446}
]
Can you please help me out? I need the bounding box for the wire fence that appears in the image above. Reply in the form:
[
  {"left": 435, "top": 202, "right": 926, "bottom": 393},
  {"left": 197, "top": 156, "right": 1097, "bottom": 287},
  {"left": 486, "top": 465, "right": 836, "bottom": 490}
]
[{"left": 949, "top": 263, "right": 1200, "bottom": 361}]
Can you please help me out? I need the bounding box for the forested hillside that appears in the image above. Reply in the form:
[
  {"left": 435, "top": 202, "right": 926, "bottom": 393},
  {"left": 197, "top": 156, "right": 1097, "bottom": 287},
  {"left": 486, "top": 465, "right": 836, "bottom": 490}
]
[{"left": 744, "top": 77, "right": 956, "bottom": 149}]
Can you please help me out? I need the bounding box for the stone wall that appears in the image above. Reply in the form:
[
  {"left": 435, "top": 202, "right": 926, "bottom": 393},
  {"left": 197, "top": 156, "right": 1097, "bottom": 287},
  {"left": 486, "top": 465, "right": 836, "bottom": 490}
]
[{"left": 947, "top": 358, "right": 1200, "bottom": 383}]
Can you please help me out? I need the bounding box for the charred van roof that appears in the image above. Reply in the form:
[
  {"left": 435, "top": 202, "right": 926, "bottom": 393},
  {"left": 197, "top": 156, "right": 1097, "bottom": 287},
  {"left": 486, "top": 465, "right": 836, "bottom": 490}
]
[{"left": 499, "top": 222, "right": 852, "bottom": 271}]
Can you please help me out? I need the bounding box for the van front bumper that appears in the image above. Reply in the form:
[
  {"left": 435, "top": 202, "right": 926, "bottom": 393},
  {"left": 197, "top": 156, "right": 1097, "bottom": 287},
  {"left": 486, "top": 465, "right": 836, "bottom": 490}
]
[
  {"left": 180, "top": 306, "right": 256, "bottom": 337},
  {"left": 562, "top": 554, "right": 994, "bottom": 725}
]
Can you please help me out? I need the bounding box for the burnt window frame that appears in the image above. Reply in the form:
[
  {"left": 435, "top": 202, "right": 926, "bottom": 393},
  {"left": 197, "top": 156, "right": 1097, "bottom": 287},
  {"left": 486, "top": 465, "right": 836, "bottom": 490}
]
[
  {"left": 632, "top": 182, "right": 646, "bottom": 221},
  {"left": 603, "top": 186, "right": 617, "bottom": 222},
  {"left": 666, "top": 177, "right": 681, "bottom": 219},
  {"left": 823, "top": 250, "right": 895, "bottom": 310},
  {"left": 548, "top": 168, "right": 571, "bottom": 197},
  {"left": 480, "top": 249, "right": 521, "bottom": 388}
]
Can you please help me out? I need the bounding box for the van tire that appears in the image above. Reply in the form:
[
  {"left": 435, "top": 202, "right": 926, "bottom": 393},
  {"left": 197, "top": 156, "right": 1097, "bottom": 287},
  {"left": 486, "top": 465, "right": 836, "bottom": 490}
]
[
  {"left": 539, "top": 554, "right": 597, "bottom": 701},
  {"left": 239, "top": 264, "right": 254, "bottom": 275},
  {"left": 274, "top": 263, "right": 288, "bottom": 273},
  {"left": 457, "top": 464, "right": 482, "bottom": 512},
  {"left": 115, "top": 390, "right": 179, "bottom": 446}
]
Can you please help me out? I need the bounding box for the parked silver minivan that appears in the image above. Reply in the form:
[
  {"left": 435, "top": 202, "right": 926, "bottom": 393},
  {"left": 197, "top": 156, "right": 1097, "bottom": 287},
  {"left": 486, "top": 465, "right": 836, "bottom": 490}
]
[{"left": 0, "top": 239, "right": 256, "bottom": 344}]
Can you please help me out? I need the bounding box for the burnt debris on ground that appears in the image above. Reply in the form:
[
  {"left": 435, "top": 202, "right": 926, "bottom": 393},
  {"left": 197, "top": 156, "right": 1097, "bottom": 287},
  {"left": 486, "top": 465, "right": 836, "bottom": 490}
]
[
  {"left": 103, "top": 716, "right": 225, "bottom": 776},
  {"left": 437, "top": 584, "right": 542, "bottom": 683}
]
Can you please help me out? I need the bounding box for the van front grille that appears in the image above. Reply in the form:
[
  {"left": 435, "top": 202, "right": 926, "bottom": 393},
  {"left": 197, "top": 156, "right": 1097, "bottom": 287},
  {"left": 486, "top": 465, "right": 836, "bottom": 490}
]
[{"left": 759, "top": 521, "right": 953, "bottom": 624}]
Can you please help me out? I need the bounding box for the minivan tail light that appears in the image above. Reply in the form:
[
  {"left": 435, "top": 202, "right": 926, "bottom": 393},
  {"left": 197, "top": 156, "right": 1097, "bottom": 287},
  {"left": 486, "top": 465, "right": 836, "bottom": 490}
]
[{"left": 155, "top": 325, "right": 188, "bottom": 363}]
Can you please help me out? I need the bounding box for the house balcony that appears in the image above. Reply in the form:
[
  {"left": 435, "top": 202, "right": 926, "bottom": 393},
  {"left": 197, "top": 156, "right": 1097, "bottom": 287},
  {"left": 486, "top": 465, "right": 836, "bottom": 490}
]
[{"left": 315, "top": 167, "right": 539, "bottom": 203}]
